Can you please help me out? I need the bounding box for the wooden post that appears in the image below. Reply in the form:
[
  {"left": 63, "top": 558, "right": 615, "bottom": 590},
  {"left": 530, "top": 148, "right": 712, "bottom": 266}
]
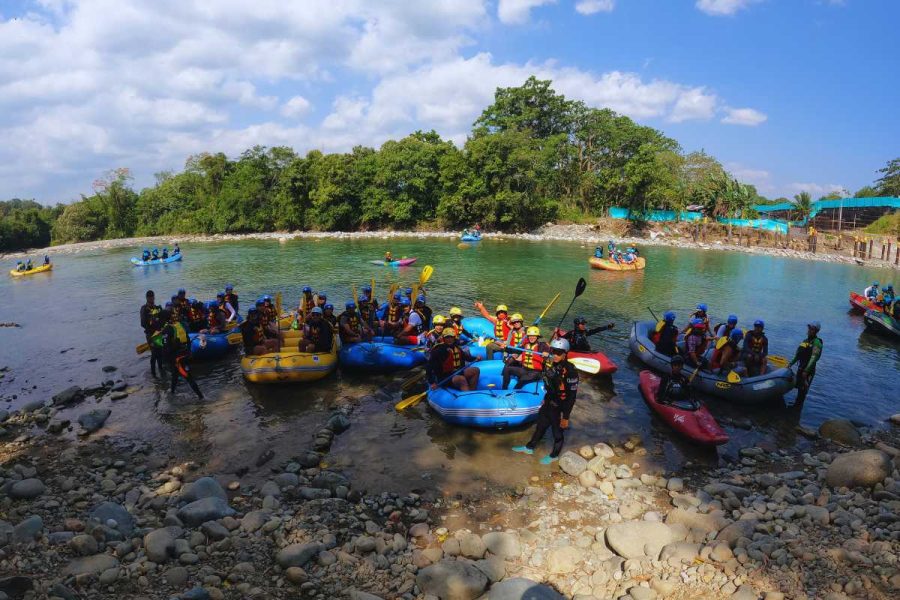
[
  {"left": 881, "top": 244, "right": 886, "bottom": 260},
  {"left": 868, "top": 239, "right": 873, "bottom": 259},
  {"left": 896, "top": 247, "right": 899, "bottom": 265}
]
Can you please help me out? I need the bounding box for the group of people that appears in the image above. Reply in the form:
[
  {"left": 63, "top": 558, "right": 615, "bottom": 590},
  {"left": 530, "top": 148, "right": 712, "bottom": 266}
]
[
  {"left": 141, "top": 244, "right": 181, "bottom": 262},
  {"left": 650, "top": 304, "right": 823, "bottom": 405},
  {"left": 14, "top": 254, "right": 50, "bottom": 271},
  {"left": 594, "top": 241, "right": 639, "bottom": 264},
  {"left": 864, "top": 281, "right": 898, "bottom": 318}
]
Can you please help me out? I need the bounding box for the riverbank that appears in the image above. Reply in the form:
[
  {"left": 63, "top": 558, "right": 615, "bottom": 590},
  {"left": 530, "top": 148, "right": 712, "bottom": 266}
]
[
  {"left": 2, "top": 379, "right": 899, "bottom": 599},
  {"left": 3, "top": 223, "right": 897, "bottom": 271}
]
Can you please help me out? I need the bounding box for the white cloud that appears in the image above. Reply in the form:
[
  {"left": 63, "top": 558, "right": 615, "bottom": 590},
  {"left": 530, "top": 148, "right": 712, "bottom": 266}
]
[
  {"left": 695, "top": 0, "right": 759, "bottom": 16},
  {"left": 281, "top": 96, "right": 312, "bottom": 118},
  {"left": 726, "top": 162, "right": 773, "bottom": 193},
  {"left": 721, "top": 107, "right": 768, "bottom": 126},
  {"left": 788, "top": 182, "right": 847, "bottom": 198},
  {"left": 669, "top": 87, "right": 719, "bottom": 123},
  {"left": 575, "top": 0, "right": 615, "bottom": 15},
  {"left": 497, "top": 0, "right": 557, "bottom": 25}
]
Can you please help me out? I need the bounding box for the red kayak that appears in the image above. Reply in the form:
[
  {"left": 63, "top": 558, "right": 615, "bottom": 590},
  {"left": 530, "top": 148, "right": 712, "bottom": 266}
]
[
  {"left": 849, "top": 292, "right": 883, "bottom": 313},
  {"left": 638, "top": 371, "right": 728, "bottom": 446},
  {"left": 568, "top": 350, "right": 617, "bottom": 375}
]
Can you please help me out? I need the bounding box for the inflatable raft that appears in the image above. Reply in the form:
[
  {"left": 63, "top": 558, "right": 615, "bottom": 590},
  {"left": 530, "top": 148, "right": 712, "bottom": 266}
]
[
  {"left": 241, "top": 347, "right": 338, "bottom": 383},
  {"left": 9, "top": 263, "right": 52, "bottom": 277},
  {"left": 339, "top": 337, "right": 427, "bottom": 372},
  {"left": 589, "top": 256, "right": 646, "bottom": 271},
  {"left": 863, "top": 310, "right": 899, "bottom": 339},
  {"left": 849, "top": 292, "right": 883, "bottom": 313},
  {"left": 131, "top": 254, "right": 182, "bottom": 267},
  {"left": 427, "top": 360, "right": 544, "bottom": 429},
  {"left": 189, "top": 332, "right": 234, "bottom": 360},
  {"left": 461, "top": 316, "right": 497, "bottom": 339},
  {"left": 629, "top": 321, "right": 794, "bottom": 404},
  {"left": 369, "top": 257, "right": 417, "bottom": 267},
  {"left": 460, "top": 234, "right": 482, "bottom": 242},
  {"left": 638, "top": 371, "right": 728, "bottom": 446}
]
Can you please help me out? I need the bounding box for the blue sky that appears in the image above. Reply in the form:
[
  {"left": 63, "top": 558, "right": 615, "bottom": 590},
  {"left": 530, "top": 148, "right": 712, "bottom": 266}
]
[{"left": 0, "top": 0, "right": 897, "bottom": 203}]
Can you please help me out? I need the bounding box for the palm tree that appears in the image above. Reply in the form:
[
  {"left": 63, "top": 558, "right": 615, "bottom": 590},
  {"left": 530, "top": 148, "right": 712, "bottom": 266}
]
[{"left": 793, "top": 191, "right": 813, "bottom": 223}]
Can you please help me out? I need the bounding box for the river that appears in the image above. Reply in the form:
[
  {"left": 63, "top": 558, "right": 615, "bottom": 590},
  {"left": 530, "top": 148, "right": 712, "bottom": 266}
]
[{"left": 1, "top": 238, "right": 897, "bottom": 498}]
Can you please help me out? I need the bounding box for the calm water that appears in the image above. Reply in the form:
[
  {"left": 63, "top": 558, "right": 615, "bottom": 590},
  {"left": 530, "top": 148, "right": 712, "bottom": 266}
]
[{"left": 1, "top": 238, "right": 897, "bottom": 496}]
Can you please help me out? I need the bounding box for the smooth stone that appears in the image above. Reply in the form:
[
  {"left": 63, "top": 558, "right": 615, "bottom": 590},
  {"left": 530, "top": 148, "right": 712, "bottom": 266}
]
[
  {"left": 474, "top": 556, "right": 505, "bottom": 583},
  {"left": 144, "top": 527, "right": 176, "bottom": 563},
  {"left": 70, "top": 534, "right": 98, "bottom": 556},
  {"left": 606, "top": 522, "right": 681, "bottom": 559},
  {"left": 62, "top": 553, "right": 118, "bottom": 576},
  {"left": 311, "top": 471, "right": 350, "bottom": 492},
  {"left": 593, "top": 442, "right": 615, "bottom": 458},
  {"left": 558, "top": 451, "right": 588, "bottom": 476},
  {"left": 732, "top": 585, "right": 759, "bottom": 600},
  {"left": 201, "top": 521, "right": 230, "bottom": 541},
  {"left": 481, "top": 531, "right": 520, "bottom": 559},
  {"left": 459, "top": 533, "right": 486, "bottom": 559},
  {"left": 818, "top": 419, "right": 861, "bottom": 446},
  {"left": 12, "top": 515, "right": 43, "bottom": 542},
  {"left": 716, "top": 520, "right": 757, "bottom": 548},
  {"left": 164, "top": 565, "right": 189, "bottom": 586},
  {"left": 77, "top": 408, "right": 111, "bottom": 433},
  {"left": 826, "top": 450, "right": 891, "bottom": 488},
  {"left": 9, "top": 479, "right": 45, "bottom": 500},
  {"left": 52, "top": 386, "right": 83, "bottom": 406},
  {"left": 486, "top": 577, "right": 565, "bottom": 600},
  {"left": 89, "top": 502, "right": 134, "bottom": 535},
  {"left": 326, "top": 413, "right": 351, "bottom": 433},
  {"left": 277, "top": 542, "right": 323, "bottom": 568},
  {"left": 177, "top": 497, "right": 235, "bottom": 526},
  {"left": 586, "top": 456, "right": 607, "bottom": 476},
  {"left": 579, "top": 470, "right": 598, "bottom": 488},
  {"left": 416, "top": 559, "right": 489, "bottom": 600},
  {"left": 546, "top": 546, "right": 583, "bottom": 574},
  {"left": 240, "top": 510, "right": 271, "bottom": 533},
  {"left": 660, "top": 542, "right": 700, "bottom": 564},
  {"left": 665, "top": 508, "right": 729, "bottom": 534},
  {"left": 667, "top": 478, "right": 684, "bottom": 492},
  {"left": 180, "top": 477, "right": 227, "bottom": 502},
  {"left": 285, "top": 567, "right": 308, "bottom": 584}
]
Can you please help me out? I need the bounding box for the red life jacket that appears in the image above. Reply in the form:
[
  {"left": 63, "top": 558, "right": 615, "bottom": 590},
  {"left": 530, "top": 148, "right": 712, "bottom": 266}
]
[
  {"left": 441, "top": 344, "right": 463, "bottom": 374},
  {"left": 208, "top": 308, "right": 223, "bottom": 329},
  {"left": 521, "top": 342, "right": 544, "bottom": 371}
]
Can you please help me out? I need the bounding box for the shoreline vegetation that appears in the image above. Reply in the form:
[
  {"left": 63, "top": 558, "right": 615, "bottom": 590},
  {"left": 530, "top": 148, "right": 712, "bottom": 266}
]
[{"left": 2, "top": 78, "right": 898, "bottom": 256}]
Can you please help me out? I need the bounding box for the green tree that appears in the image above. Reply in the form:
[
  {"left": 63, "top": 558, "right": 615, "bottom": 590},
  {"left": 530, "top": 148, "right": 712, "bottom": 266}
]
[
  {"left": 853, "top": 185, "right": 878, "bottom": 198},
  {"left": 473, "top": 76, "right": 574, "bottom": 138},
  {"left": 792, "top": 191, "right": 813, "bottom": 222},
  {"left": 875, "top": 158, "right": 900, "bottom": 196}
]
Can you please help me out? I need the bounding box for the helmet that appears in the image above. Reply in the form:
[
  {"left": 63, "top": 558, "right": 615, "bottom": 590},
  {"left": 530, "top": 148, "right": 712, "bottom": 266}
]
[
  {"left": 393, "top": 292, "right": 402, "bottom": 300},
  {"left": 549, "top": 338, "right": 570, "bottom": 352},
  {"left": 189, "top": 297, "right": 196, "bottom": 304},
  {"left": 400, "top": 298, "right": 411, "bottom": 307},
  {"left": 416, "top": 294, "right": 426, "bottom": 303},
  {"left": 324, "top": 303, "right": 333, "bottom": 310},
  {"left": 729, "top": 328, "right": 744, "bottom": 341},
  {"left": 247, "top": 307, "right": 258, "bottom": 315},
  {"left": 317, "top": 292, "right": 326, "bottom": 299},
  {"left": 807, "top": 321, "right": 821, "bottom": 331},
  {"left": 163, "top": 247, "right": 168, "bottom": 251},
  {"left": 727, "top": 314, "right": 738, "bottom": 325},
  {"left": 255, "top": 298, "right": 265, "bottom": 306},
  {"left": 405, "top": 287, "right": 413, "bottom": 296},
  {"left": 449, "top": 307, "right": 463, "bottom": 317},
  {"left": 432, "top": 315, "right": 447, "bottom": 325},
  {"left": 310, "top": 306, "right": 323, "bottom": 315},
  {"left": 178, "top": 288, "right": 186, "bottom": 294},
  {"left": 663, "top": 311, "right": 676, "bottom": 322},
  {"left": 225, "top": 284, "right": 233, "bottom": 291},
  {"left": 216, "top": 292, "right": 225, "bottom": 298},
  {"left": 302, "top": 286, "right": 312, "bottom": 293},
  {"left": 873, "top": 282, "right": 879, "bottom": 286},
  {"left": 264, "top": 295, "right": 272, "bottom": 302},
  {"left": 526, "top": 326, "right": 541, "bottom": 337},
  {"left": 753, "top": 319, "right": 764, "bottom": 328},
  {"left": 510, "top": 313, "right": 524, "bottom": 323},
  {"left": 495, "top": 304, "right": 508, "bottom": 314},
  {"left": 696, "top": 303, "right": 708, "bottom": 312},
  {"left": 345, "top": 301, "right": 356, "bottom": 310},
  {"left": 362, "top": 285, "right": 372, "bottom": 293},
  {"left": 442, "top": 329, "right": 457, "bottom": 338},
  {"left": 671, "top": 355, "right": 685, "bottom": 366},
  {"left": 574, "top": 316, "right": 587, "bottom": 325}
]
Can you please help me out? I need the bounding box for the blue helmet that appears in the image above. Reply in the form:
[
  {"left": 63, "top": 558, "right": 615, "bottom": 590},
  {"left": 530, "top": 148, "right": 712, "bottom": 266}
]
[
  {"left": 405, "top": 287, "right": 413, "bottom": 296},
  {"left": 360, "top": 294, "right": 370, "bottom": 303},
  {"left": 362, "top": 285, "right": 372, "bottom": 293},
  {"left": 225, "top": 284, "right": 234, "bottom": 291},
  {"left": 189, "top": 297, "right": 196, "bottom": 304},
  {"left": 663, "top": 311, "right": 676, "bottom": 322},
  {"left": 153, "top": 247, "right": 158, "bottom": 251},
  {"left": 416, "top": 294, "right": 426, "bottom": 303},
  {"left": 171, "top": 295, "right": 178, "bottom": 302},
  {"left": 393, "top": 292, "right": 402, "bottom": 300},
  {"left": 216, "top": 292, "right": 225, "bottom": 298},
  {"left": 302, "top": 286, "right": 312, "bottom": 293},
  {"left": 696, "top": 303, "right": 708, "bottom": 312},
  {"left": 730, "top": 328, "right": 744, "bottom": 341},
  {"left": 324, "top": 303, "right": 334, "bottom": 310},
  {"left": 400, "top": 297, "right": 411, "bottom": 307},
  {"left": 690, "top": 317, "right": 704, "bottom": 326},
  {"left": 873, "top": 282, "right": 879, "bottom": 286},
  {"left": 255, "top": 298, "right": 265, "bottom": 306},
  {"left": 310, "top": 307, "right": 323, "bottom": 315},
  {"left": 345, "top": 301, "right": 356, "bottom": 310},
  {"left": 727, "top": 314, "right": 738, "bottom": 325},
  {"left": 753, "top": 319, "right": 764, "bottom": 328},
  {"left": 317, "top": 291, "right": 327, "bottom": 299},
  {"left": 163, "top": 247, "right": 168, "bottom": 251},
  {"left": 263, "top": 295, "right": 272, "bottom": 302},
  {"left": 178, "top": 288, "right": 186, "bottom": 294},
  {"left": 247, "top": 307, "right": 258, "bottom": 315}
]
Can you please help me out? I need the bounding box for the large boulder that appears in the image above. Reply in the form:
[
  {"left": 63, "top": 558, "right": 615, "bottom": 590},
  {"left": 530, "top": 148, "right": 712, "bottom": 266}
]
[
  {"left": 826, "top": 450, "right": 892, "bottom": 489},
  {"left": 62, "top": 554, "right": 118, "bottom": 576},
  {"left": 481, "top": 532, "right": 520, "bottom": 559},
  {"left": 89, "top": 502, "right": 134, "bottom": 536},
  {"left": 665, "top": 508, "right": 730, "bottom": 534},
  {"left": 819, "top": 419, "right": 861, "bottom": 446},
  {"left": 180, "top": 477, "right": 227, "bottom": 503},
  {"left": 9, "top": 479, "right": 46, "bottom": 500},
  {"left": 558, "top": 451, "right": 587, "bottom": 476},
  {"left": 176, "top": 497, "right": 235, "bottom": 526},
  {"left": 416, "top": 559, "right": 488, "bottom": 600},
  {"left": 605, "top": 522, "right": 682, "bottom": 559},
  {"left": 486, "top": 577, "right": 565, "bottom": 600}
]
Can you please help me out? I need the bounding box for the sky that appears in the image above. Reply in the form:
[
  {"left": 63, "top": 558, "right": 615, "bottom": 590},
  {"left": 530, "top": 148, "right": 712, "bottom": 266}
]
[{"left": 0, "top": 0, "right": 897, "bottom": 204}]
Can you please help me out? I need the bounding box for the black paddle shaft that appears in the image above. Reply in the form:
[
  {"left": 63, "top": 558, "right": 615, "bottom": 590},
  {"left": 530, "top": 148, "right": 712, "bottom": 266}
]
[{"left": 551, "top": 278, "right": 587, "bottom": 341}]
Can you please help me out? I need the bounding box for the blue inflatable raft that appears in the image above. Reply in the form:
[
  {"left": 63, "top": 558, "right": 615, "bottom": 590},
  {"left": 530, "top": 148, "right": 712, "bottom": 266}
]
[
  {"left": 460, "top": 234, "right": 482, "bottom": 242},
  {"left": 339, "top": 337, "right": 427, "bottom": 372},
  {"left": 131, "top": 254, "right": 182, "bottom": 266},
  {"left": 189, "top": 331, "right": 232, "bottom": 360},
  {"left": 461, "top": 316, "right": 496, "bottom": 339},
  {"left": 427, "top": 360, "right": 544, "bottom": 429}
]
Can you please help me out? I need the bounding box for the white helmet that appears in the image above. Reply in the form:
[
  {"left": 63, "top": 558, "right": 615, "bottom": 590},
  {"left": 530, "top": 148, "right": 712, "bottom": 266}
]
[{"left": 550, "top": 338, "right": 570, "bottom": 352}]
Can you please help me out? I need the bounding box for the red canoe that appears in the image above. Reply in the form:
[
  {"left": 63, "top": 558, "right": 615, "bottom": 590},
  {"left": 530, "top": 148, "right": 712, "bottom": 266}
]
[
  {"left": 638, "top": 370, "right": 729, "bottom": 446},
  {"left": 849, "top": 292, "right": 883, "bottom": 313}
]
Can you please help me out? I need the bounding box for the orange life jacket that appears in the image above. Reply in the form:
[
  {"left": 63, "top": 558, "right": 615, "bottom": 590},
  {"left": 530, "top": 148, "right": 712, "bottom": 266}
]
[{"left": 494, "top": 318, "right": 510, "bottom": 340}]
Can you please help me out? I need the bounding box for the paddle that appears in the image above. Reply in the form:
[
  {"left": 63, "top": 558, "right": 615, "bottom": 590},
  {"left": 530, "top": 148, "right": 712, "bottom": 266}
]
[
  {"left": 371, "top": 277, "right": 376, "bottom": 303},
  {"left": 396, "top": 361, "right": 470, "bottom": 411},
  {"left": 275, "top": 292, "right": 282, "bottom": 322},
  {"left": 647, "top": 307, "right": 660, "bottom": 322},
  {"left": 410, "top": 265, "right": 434, "bottom": 309},
  {"left": 137, "top": 329, "right": 243, "bottom": 354},
  {"left": 504, "top": 346, "right": 601, "bottom": 374},
  {"left": 533, "top": 292, "right": 561, "bottom": 326},
  {"left": 768, "top": 355, "right": 790, "bottom": 369},
  {"left": 550, "top": 278, "right": 587, "bottom": 341},
  {"left": 726, "top": 371, "right": 742, "bottom": 383}
]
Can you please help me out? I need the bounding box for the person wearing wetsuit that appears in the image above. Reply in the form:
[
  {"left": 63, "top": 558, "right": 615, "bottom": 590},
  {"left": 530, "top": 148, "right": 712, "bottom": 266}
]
[
  {"left": 142, "top": 248, "right": 151, "bottom": 262},
  {"left": 151, "top": 247, "right": 160, "bottom": 260},
  {"left": 594, "top": 247, "right": 603, "bottom": 259},
  {"left": 426, "top": 329, "right": 480, "bottom": 391},
  {"left": 790, "top": 321, "right": 823, "bottom": 405},
  {"left": 512, "top": 338, "right": 579, "bottom": 464},
  {"left": 43, "top": 254, "right": 50, "bottom": 265},
  {"left": 561, "top": 316, "right": 614, "bottom": 352},
  {"left": 162, "top": 248, "right": 169, "bottom": 259},
  {"left": 162, "top": 309, "right": 203, "bottom": 398},
  {"left": 652, "top": 311, "right": 679, "bottom": 357},
  {"left": 742, "top": 320, "right": 769, "bottom": 376},
  {"left": 298, "top": 307, "right": 334, "bottom": 353},
  {"left": 502, "top": 326, "right": 550, "bottom": 390},
  {"left": 657, "top": 355, "right": 694, "bottom": 406},
  {"left": 140, "top": 290, "right": 165, "bottom": 376}
]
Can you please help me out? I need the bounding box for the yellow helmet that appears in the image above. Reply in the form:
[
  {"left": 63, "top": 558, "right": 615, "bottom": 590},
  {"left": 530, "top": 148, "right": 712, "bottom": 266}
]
[
  {"left": 526, "top": 326, "right": 541, "bottom": 336},
  {"left": 449, "top": 307, "right": 463, "bottom": 316},
  {"left": 441, "top": 328, "right": 457, "bottom": 338},
  {"left": 432, "top": 315, "right": 447, "bottom": 325},
  {"left": 495, "top": 304, "right": 508, "bottom": 314},
  {"left": 510, "top": 313, "right": 524, "bottom": 323}
]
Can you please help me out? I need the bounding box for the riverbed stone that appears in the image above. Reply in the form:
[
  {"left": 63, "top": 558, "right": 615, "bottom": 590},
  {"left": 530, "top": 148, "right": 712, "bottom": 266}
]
[
  {"left": 180, "top": 477, "right": 227, "bottom": 502},
  {"left": 77, "top": 408, "right": 111, "bottom": 433},
  {"left": 819, "top": 419, "right": 861, "bottom": 446},
  {"left": 486, "top": 577, "right": 565, "bottom": 600},
  {"left": 606, "top": 522, "right": 681, "bottom": 559},
  {"left": 62, "top": 553, "right": 118, "bottom": 576},
  {"left": 665, "top": 508, "right": 729, "bottom": 534},
  {"left": 416, "top": 559, "right": 488, "bottom": 600},
  {"left": 559, "top": 451, "right": 587, "bottom": 476},
  {"left": 546, "top": 545, "right": 583, "bottom": 573},
  {"left": 12, "top": 515, "right": 43, "bottom": 543},
  {"left": 482, "top": 531, "right": 520, "bottom": 558},
  {"left": 144, "top": 527, "right": 176, "bottom": 562},
  {"left": 593, "top": 442, "right": 615, "bottom": 458},
  {"left": 586, "top": 455, "right": 607, "bottom": 476},
  {"left": 716, "top": 520, "right": 757, "bottom": 548},
  {"left": 277, "top": 542, "right": 323, "bottom": 568},
  {"left": 660, "top": 542, "right": 700, "bottom": 564},
  {"left": 9, "top": 478, "right": 45, "bottom": 499},
  {"left": 177, "top": 497, "right": 235, "bottom": 526},
  {"left": 52, "top": 386, "right": 83, "bottom": 406},
  {"left": 578, "top": 470, "right": 598, "bottom": 488},
  {"left": 459, "top": 532, "right": 486, "bottom": 559},
  {"left": 826, "top": 450, "right": 891, "bottom": 489},
  {"left": 89, "top": 502, "right": 134, "bottom": 535},
  {"left": 70, "top": 534, "right": 98, "bottom": 556}
]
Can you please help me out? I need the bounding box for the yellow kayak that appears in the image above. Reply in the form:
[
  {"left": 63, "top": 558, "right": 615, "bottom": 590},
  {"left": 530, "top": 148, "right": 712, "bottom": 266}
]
[
  {"left": 589, "top": 256, "right": 646, "bottom": 271},
  {"left": 10, "top": 263, "right": 53, "bottom": 277},
  {"left": 241, "top": 347, "right": 338, "bottom": 384}
]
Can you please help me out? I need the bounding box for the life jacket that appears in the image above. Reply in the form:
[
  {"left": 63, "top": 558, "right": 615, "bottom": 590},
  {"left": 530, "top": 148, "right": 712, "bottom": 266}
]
[
  {"left": 711, "top": 341, "right": 736, "bottom": 370},
  {"left": 189, "top": 306, "right": 204, "bottom": 325},
  {"left": 410, "top": 309, "right": 427, "bottom": 334},
  {"left": 340, "top": 310, "right": 360, "bottom": 333},
  {"left": 507, "top": 327, "right": 524, "bottom": 348},
  {"left": 306, "top": 321, "right": 323, "bottom": 344},
  {"left": 258, "top": 308, "right": 270, "bottom": 328},
  {"left": 745, "top": 331, "right": 767, "bottom": 353},
  {"left": 265, "top": 304, "right": 277, "bottom": 321},
  {"left": 494, "top": 318, "right": 510, "bottom": 340},
  {"left": 424, "top": 328, "right": 444, "bottom": 348},
  {"left": 387, "top": 302, "right": 402, "bottom": 323},
  {"left": 300, "top": 294, "right": 315, "bottom": 315},
  {"left": 795, "top": 336, "right": 822, "bottom": 369},
  {"left": 167, "top": 322, "right": 189, "bottom": 351},
  {"left": 521, "top": 342, "right": 544, "bottom": 371},
  {"left": 208, "top": 308, "right": 223, "bottom": 329},
  {"left": 225, "top": 293, "right": 239, "bottom": 311},
  {"left": 250, "top": 323, "right": 266, "bottom": 345},
  {"left": 360, "top": 302, "right": 373, "bottom": 323},
  {"left": 439, "top": 343, "right": 463, "bottom": 374}
]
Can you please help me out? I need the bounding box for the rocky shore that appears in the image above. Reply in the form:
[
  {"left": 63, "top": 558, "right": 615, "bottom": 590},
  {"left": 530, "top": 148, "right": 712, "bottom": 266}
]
[{"left": 2, "top": 373, "right": 899, "bottom": 600}]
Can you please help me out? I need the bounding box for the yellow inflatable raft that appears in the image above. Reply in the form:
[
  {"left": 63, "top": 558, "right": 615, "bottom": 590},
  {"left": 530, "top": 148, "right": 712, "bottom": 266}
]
[
  {"left": 10, "top": 263, "right": 53, "bottom": 277},
  {"left": 589, "top": 256, "right": 646, "bottom": 271},
  {"left": 241, "top": 347, "right": 338, "bottom": 384}
]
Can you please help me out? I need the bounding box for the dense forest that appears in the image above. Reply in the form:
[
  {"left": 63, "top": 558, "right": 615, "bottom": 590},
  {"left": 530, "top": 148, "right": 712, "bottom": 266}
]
[{"left": 2, "top": 78, "right": 898, "bottom": 252}]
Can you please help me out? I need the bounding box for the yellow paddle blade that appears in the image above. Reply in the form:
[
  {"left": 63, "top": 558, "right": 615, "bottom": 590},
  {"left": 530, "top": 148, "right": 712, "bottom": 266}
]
[
  {"left": 227, "top": 333, "right": 242, "bottom": 345},
  {"left": 569, "top": 356, "right": 601, "bottom": 374},
  {"left": 768, "top": 355, "right": 789, "bottom": 368},
  {"left": 420, "top": 265, "right": 434, "bottom": 285},
  {"left": 395, "top": 391, "right": 427, "bottom": 411},
  {"left": 389, "top": 283, "right": 399, "bottom": 298},
  {"left": 400, "top": 370, "right": 426, "bottom": 390},
  {"left": 275, "top": 292, "right": 282, "bottom": 319},
  {"left": 136, "top": 342, "right": 150, "bottom": 354},
  {"left": 351, "top": 285, "right": 360, "bottom": 310},
  {"left": 726, "top": 370, "right": 742, "bottom": 383},
  {"left": 457, "top": 243, "right": 470, "bottom": 249},
  {"left": 371, "top": 277, "right": 376, "bottom": 300}
]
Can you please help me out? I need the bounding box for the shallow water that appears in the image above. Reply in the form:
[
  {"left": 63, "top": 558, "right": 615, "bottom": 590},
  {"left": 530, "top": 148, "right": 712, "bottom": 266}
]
[{"left": 1, "top": 238, "right": 897, "bottom": 496}]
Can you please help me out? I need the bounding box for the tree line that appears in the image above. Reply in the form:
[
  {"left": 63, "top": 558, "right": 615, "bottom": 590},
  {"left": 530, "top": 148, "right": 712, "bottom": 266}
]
[{"left": 2, "top": 77, "right": 898, "bottom": 251}]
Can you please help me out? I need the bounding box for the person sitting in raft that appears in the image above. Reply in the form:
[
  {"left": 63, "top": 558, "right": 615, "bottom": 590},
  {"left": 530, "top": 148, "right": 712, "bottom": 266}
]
[
  {"left": 415, "top": 294, "right": 433, "bottom": 328},
  {"left": 361, "top": 284, "right": 378, "bottom": 310},
  {"left": 168, "top": 295, "right": 182, "bottom": 323},
  {"left": 384, "top": 250, "right": 393, "bottom": 263},
  {"left": 297, "top": 286, "right": 315, "bottom": 319},
  {"left": 162, "top": 309, "right": 203, "bottom": 399},
  {"left": 205, "top": 301, "right": 225, "bottom": 334},
  {"left": 476, "top": 306, "right": 517, "bottom": 358},
  {"left": 381, "top": 292, "right": 405, "bottom": 336},
  {"left": 864, "top": 281, "right": 879, "bottom": 301},
  {"left": 186, "top": 298, "right": 205, "bottom": 333},
  {"left": 298, "top": 307, "right": 334, "bottom": 353},
  {"left": 658, "top": 355, "right": 695, "bottom": 406},
  {"left": 358, "top": 293, "right": 376, "bottom": 329},
  {"left": 322, "top": 303, "right": 337, "bottom": 327},
  {"left": 421, "top": 315, "right": 448, "bottom": 350},
  {"left": 427, "top": 329, "right": 480, "bottom": 391},
  {"left": 474, "top": 301, "right": 512, "bottom": 340},
  {"left": 216, "top": 292, "right": 237, "bottom": 323},
  {"left": 742, "top": 320, "right": 769, "bottom": 376},
  {"left": 710, "top": 328, "right": 744, "bottom": 374},
  {"left": 25, "top": 258, "right": 33, "bottom": 270},
  {"left": 594, "top": 246, "right": 603, "bottom": 258},
  {"left": 684, "top": 318, "right": 709, "bottom": 368},
  {"left": 241, "top": 308, "right": 279, "bottom": 356},
  {"left": 173, "top": 243, "right": 181, "bottom": 255},
  {"left": 151, "top": 247, "right": 160, "bottom": 260},
  {"left": 261, "top": 296, "right": 284, "bottom": 343},
  {"left": 501, "top": 326, "right": 550, "bottom": 390},
  {"left": 686, "top": 303, "right": 711, "bottom": 334},
  {"left": 626, "top": 246, "right": 639, "bottom": 256},
  {"left": 789, "top": 321, "right": 823, "bottom": 405},
  {"left": 14, "top": 261, "right": 24, "bottom": 271},
  {"left": 622, "top": 249, "right": 636, "bottom": 264},
  {"left": 607, "top": 240, "right": 616, "bottom": 255},
  {"left": 43, "top": 254, "right": 50, "bottom": 265},
  {"left": 880, "top": 284, "right": 895, "bottom": 307},
  {"left": 651, "top": 311, "right": 679, "bottom": 357},
  {"left": 447, "top": 307, "right": 474, "bottom": 342},
  {"left": 394, "top": 298, "right": 425, "bottom": 345},
  {"left": 142, "top": 248, "right": 151, "bottom": 261},
  {"left": 162, "top": 247, "right": 169, "bottom": 259},
  {"left": 512, "top": 338, "right": 579, "bottom": 464},
  {"left": 339, "top": 301, "right": 373, "bottom": 344},
  {"left": 224, "top": 284, "right": 239, "bottom": 314},
  {"left": 559, "top": 316, "right": 614, "bottom": 352},
  {"left": 315, "top": 291, "right": 327, "bottom": 310},
  {"left": 714, "top": 315, "right": 739, "bottom": 340}
]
